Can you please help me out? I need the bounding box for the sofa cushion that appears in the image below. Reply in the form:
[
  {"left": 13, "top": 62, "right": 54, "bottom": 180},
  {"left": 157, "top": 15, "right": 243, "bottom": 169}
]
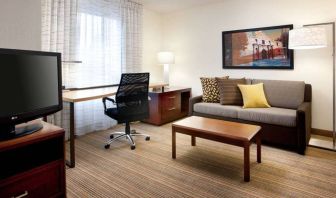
[
  {"left": 193, "top": 103, "right": 241, "bottom": 119},
  {"left": 252, "top": 79, "right": 305, "bottom": 109},
  {"left": 238, "top": 107, "right": 297, "bottom": 127},
  {"left": 238, "top": 83, "right": 271, "bottom": 108},
  {"left": 200, "top": 76, "right": 228, "bottom": 103},
  {"left": 216, "top": 78, "right": 246, "bottom": 105}
]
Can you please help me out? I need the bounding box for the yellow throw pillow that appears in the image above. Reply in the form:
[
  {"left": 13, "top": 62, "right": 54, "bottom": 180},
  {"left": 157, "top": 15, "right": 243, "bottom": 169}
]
[{"left": 237, "top": 83, "right": 271, "bottom": 108}]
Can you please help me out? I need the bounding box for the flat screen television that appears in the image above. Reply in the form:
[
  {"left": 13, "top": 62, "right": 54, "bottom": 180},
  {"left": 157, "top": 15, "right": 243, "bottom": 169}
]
[{"left": 0, "top": 48, "right": 62, "bottom": 140}]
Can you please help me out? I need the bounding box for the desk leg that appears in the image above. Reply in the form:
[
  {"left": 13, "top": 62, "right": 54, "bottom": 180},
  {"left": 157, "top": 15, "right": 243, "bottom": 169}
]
[
  {"left": 42, "top": 116, "right": 48, "bottom": 122},
  {"left": 66, "top": 102, "right": 75, "bottom": 168}
]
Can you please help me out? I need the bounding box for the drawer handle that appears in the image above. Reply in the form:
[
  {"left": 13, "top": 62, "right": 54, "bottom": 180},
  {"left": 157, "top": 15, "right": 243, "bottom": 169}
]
[
  {"left": 168, "top": 107, "right": 176, "bottom": 111},
  {"left": 12, "top": 191, "right": 28, "bottom": 198},
  {"left": 168, "top": 96, "right": 176, "bottom": 99}
]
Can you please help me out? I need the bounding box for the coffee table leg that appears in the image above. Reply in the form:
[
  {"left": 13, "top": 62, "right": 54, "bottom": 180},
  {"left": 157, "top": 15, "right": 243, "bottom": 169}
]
[
  {"left": 244, "top": 142, "right": 250, "bottom": 182},
  {"left": 256, "top": 134, "right": 261, "bottom": 163},
  {"left": 172, "top": 128, "right": 176, "bottom": 159},
  {"left": 191, "top": 136, "right": 196, "bottom": 146}
]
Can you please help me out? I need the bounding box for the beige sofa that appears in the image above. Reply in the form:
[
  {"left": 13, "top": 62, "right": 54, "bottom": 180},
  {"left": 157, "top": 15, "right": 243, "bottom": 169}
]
[{"left": 189, "top": 79, "right": 312, "bottom": 154}]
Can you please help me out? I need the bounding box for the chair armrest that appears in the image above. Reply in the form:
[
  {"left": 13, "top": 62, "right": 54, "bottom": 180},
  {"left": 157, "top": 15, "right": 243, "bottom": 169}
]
[
  {"left": 296, "top": 102, "right": 312, "bottom": 154},
  {"left": 102, "top": 97, "right": 115, "bottom": 111},
  {"left": 189, "top": 95, "right": 203, "bottom": 116}
]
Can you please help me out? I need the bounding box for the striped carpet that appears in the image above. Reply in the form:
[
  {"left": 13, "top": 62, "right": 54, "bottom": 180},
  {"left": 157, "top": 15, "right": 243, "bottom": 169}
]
[{"left": 66, "top": 122, "right": 336, "bottom": 198}]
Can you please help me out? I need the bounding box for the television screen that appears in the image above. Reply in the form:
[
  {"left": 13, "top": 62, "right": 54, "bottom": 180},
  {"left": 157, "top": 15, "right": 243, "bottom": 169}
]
[
  {"left": 0, "top": 49, "right": 62, "bottom": 140},
  {"left": 0, "top": 53, "right": 60, "bottom": 117}
]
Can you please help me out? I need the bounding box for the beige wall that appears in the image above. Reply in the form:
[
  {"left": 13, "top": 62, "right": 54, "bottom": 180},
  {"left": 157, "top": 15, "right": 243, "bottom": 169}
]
[
  {"left": 160, "top": 0, "right": 336, "bottom": 130},
  {"left": 0, "top": 0, "right": 41, "bottom": 50},
  {"left": 142, "top": 8, "right": 163, "bottom": 83},
  {"left": 1, "top": 0, "right": 335, "bottom": 130}
]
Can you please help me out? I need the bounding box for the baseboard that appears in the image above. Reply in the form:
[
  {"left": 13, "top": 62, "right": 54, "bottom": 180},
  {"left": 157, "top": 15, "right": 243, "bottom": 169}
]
[{"left": 312, "top": 128, "right": 334, "bottom": 137}]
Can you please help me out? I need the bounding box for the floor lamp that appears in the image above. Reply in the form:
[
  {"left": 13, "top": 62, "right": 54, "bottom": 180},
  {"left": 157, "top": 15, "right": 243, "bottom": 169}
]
[{"left": 289, "top": 22, "right": 336, "bottom": 150}]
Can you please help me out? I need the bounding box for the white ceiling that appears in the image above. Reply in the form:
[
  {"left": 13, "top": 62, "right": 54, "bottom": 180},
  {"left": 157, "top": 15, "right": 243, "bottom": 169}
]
[{"left": 139, "top": 0, "right": 224, "bottom": 14}]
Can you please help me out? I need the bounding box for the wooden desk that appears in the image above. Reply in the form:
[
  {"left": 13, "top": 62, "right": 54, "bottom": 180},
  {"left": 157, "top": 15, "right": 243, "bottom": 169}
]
[{"left": 63, "top": 83, "right": 167, "bottom": 168}]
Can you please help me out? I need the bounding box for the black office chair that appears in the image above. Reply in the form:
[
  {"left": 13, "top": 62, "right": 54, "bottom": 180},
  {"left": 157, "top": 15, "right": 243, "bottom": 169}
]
[{"left": 102, "top": 73, "right": 150, "bottom": 150}]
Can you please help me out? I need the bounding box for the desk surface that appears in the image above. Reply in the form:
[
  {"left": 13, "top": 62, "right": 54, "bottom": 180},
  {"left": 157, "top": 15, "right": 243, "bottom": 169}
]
[{"left": 63, "top": 83, "right": 168, "bottom": 103}]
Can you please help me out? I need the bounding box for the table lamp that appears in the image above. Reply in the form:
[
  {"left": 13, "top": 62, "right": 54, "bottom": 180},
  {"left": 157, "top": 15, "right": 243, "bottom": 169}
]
[
  {"left": 158, "top": 51, "right": 175, "bottom": 85},
  {"left": 289, "top": 22, "right": 335, "bottom": 150}
]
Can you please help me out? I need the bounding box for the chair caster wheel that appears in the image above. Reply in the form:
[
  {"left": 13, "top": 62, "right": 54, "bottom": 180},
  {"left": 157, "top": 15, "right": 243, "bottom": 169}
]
[
  {"left": 110, "top": 134, "right": 114, "bottom": 139},
  {"left": 131, "top": 145, "right": 136, "bottom": 150},
  {"left": 104, "top": 144, "right": 110, "bottom": 149},
  {"left": 145, "top": 136, "right": 150, "bottom": 141}
]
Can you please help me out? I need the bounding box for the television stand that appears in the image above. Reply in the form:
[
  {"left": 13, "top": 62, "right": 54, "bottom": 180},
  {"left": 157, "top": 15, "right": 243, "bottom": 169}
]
[
  {"left": 0, "top": 121, "right": 65, "bottom": 197},
  {"left": 0, "top": 120, "right": 43, "bottom": 141}
]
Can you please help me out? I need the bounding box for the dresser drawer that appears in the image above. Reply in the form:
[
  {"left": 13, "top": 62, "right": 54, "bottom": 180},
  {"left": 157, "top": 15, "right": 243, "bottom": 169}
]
[
  {"left": 162, "top": 93, "right": 181, "bottom": 120},
  {"left": 0, "top": 160, "right": 65, "bottom": 198}
]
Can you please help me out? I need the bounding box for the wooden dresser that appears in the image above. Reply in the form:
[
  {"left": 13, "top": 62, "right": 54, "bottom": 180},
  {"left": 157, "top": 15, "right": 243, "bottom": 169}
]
[
  {"left": 144, "top": 87, "right": 191, "bottom": 125},
  {"left": 0, "top": 121, "right": 66, "bottom": 198}
]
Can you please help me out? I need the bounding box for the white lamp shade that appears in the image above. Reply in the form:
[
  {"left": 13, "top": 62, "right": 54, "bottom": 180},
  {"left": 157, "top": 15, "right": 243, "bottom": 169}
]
[
  {"left": 289, "top": 27, "right": 327, "bottom": 49},
  {"left": 158, "top": 52, "right": 175, "bottom": 64}
]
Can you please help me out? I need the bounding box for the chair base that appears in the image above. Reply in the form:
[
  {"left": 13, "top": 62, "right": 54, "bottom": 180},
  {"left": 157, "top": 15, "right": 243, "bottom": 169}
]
[{"left": 104, "top": 125, "right": 150, "bottom": 150}]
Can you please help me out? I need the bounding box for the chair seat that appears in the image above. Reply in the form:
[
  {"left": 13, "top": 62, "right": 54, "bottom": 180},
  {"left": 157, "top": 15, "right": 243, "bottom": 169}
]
[{"left": 105, "top": 107, "right": 149, "bottom": 123}]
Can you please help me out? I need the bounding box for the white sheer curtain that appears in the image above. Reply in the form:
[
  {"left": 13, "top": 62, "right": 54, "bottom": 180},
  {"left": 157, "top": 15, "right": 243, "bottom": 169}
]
[
  {"left": 68, "top": 0, "right": 122, "bottom": 88},
  {"left": 41, "top": 0, "right": 78, "bottom": 139},
  {"left": 120, "top": 0, "right": 143, "bottom": 73},
  {"left": 42, "top": 0, "right": 143, "bottom": 136}
]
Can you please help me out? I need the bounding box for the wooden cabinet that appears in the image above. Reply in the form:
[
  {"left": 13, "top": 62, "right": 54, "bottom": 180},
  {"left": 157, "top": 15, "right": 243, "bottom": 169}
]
[
  {"left": 144, "top": 87, "right": 191, "bottom": 125},
  {"left": 0, "top": 121, "right": 66, "bottom": 198}
]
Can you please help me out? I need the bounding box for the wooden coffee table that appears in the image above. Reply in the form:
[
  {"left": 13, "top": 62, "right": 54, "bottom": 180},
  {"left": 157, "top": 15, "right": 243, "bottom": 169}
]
[{"left": 172, "top": 116, "right": 261, "bottom": 182}]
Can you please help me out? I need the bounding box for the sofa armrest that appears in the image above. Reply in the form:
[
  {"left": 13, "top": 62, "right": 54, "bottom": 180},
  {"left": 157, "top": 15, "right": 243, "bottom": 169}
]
[
  {"left": 189, "top": 95, "right": 203, "bottom": 116},
  {"left": 296, "top": 102, "right": 312, "bottom": 154}
]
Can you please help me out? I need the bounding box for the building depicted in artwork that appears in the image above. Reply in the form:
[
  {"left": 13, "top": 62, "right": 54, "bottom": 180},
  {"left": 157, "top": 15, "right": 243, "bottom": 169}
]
[
  {"left": 256, "top": 33, "right": 286, "bottom": 61},
  {"left": 233, "top": 29, "right": 289, "bottom": 65},
  {"left": 242, "top": 30, "right": 288, "bottom": 61}
]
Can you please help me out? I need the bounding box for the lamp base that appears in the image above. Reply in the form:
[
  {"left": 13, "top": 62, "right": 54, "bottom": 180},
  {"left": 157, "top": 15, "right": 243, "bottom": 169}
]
[{"left": 163, "top": 64, "right": 169, "bottom": 86}]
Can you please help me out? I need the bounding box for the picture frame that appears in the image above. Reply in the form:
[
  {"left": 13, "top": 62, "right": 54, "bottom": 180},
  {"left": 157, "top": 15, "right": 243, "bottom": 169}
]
[{"left": 222, "top": 24, "right": 294, "bottom": 69}]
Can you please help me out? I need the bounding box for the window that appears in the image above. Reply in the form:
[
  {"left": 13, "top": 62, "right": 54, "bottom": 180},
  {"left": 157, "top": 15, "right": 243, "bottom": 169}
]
[{"left": 67, "top": 1, "right": 123, "bottom": 88}]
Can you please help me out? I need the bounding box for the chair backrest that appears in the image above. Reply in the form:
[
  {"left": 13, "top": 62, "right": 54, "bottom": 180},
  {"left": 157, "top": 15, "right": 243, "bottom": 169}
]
[{"left": 116, "top": 73, "right": 150, "bottom": 121}]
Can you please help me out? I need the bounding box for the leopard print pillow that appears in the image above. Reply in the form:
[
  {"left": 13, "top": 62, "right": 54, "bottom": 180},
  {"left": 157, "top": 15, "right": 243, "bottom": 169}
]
[{"left": 200, "top": 76, "right": 229, "bottom": 103}]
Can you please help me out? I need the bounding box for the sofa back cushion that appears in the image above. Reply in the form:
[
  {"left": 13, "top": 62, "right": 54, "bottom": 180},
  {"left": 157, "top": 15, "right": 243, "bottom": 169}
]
[
  {"left": 216, "top": 78, "right": 246, "bottom": 105},
  {"left": 252, "top": 79, "right": 305, "bottom": 109}
]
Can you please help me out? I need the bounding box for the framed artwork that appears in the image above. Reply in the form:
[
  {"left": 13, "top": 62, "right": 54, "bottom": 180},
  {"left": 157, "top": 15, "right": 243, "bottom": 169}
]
[{"left": 222, "top": 24, "right": 294, "bottom": 69}]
